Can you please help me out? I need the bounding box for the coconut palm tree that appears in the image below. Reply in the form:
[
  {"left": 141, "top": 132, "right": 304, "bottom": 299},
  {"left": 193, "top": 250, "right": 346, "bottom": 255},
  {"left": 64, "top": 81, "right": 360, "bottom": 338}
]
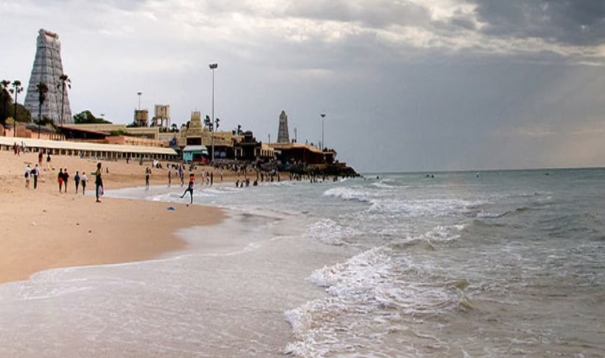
[
  {"left": 57, "top": 74, "right": 71, "bottom": 136},
  {"left": 36, "top": 82, "right": 49, "bottom": 139},
  {"left": 10, "top": 80, "right": 23, "bottom": 137}
]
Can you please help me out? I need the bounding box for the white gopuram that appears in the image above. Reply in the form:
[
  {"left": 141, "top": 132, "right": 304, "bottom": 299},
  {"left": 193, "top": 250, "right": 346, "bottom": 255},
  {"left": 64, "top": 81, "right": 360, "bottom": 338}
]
[
  {"left": 24, "top": 29, "right": 72, "bottom": 125},
  {"left": 277, "top": 110, "right": 290, "bottom": 143}
]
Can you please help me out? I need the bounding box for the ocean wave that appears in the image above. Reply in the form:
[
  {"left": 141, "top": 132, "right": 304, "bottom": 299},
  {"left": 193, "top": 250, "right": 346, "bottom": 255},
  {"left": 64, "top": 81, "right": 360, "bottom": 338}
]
[
  {"left": 368, "top": 198, "right": 478, "bottom": 217},
  {"left": 304, "top": 219, "right": 361, "bottom": 246},
  {"left": 323, "top": 187, "right": 373, "bottom": 203}
]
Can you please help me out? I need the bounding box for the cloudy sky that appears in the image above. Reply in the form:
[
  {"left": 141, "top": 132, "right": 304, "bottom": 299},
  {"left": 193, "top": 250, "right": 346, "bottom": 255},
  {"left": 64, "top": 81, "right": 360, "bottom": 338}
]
[{"left": 1, "top": 0, "right": 605, "bottom": 172}]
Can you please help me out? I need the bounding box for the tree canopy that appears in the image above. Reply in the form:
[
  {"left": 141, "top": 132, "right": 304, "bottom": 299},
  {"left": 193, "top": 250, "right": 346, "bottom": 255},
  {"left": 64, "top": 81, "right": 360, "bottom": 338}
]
[{"left": 73, "top": 110, "right": 112, "bottom": 124}]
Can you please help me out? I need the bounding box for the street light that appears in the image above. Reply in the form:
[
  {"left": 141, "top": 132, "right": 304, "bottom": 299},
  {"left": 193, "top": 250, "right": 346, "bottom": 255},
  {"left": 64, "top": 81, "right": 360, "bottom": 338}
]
[
  {"left": 320, "top": 113, "right": 326, "bottom": 151},
  {"left": 209, "top": 63, "right": 218, "bottom": 163}
]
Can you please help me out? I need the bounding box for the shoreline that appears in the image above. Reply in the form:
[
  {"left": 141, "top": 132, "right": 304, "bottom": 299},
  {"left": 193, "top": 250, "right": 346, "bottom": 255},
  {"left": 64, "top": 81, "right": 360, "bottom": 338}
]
[{"left": 0, "top": 150, "right": 226, "bottom": 284}]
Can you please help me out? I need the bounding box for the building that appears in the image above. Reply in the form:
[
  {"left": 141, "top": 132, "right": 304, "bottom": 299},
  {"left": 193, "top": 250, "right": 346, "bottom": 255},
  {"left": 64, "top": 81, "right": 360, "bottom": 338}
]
[
  {"left": 277, "top": 110, "right": 290, "bottom": 143},
  {"left": 152, "top": 105, "right": 170, "bottom": 130},
  {"left": 24, "top": 29, "right": 72, "bottom": 125}
]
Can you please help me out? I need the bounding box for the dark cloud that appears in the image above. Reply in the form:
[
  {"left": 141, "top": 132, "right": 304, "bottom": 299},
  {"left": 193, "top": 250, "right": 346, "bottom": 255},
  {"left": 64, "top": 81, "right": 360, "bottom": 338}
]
[
  {"left": 284, "top": 0, "right": 431, "bottom": 29},
  {"left": 472, "top": 0, "right": 605, "bottom": 46}
]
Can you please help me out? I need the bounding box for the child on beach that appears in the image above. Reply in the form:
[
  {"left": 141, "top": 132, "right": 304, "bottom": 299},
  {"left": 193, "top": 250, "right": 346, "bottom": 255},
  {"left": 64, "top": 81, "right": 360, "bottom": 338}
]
[
  {"left": 80, "top": 172, "right": 87, "bottom": 195},
  {"left": 180, "top": 173, "right": 195, "bottom": 204}
]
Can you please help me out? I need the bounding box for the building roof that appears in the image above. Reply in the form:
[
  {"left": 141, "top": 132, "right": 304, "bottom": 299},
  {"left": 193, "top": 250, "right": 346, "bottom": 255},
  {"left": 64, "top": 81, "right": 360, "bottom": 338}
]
[
  {"left": 268, "top": 142, "right": 324, "bottom": 154},
  {"left": 0, "top": 136, "right": 177, "bottom": 155},
  {"left": 183, "top": 145, "right": 208, "bottom": 153}
]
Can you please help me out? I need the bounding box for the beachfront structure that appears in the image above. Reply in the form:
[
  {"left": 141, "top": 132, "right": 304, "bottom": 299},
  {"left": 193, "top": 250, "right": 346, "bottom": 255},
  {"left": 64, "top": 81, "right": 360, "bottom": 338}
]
[
  {"left": 134, "top": 109, "right": 149, "bottom": 127},
  {"left": 0, "top": 136, "right": 177, "bottom": 161},
  {"left": 269, "top": 142, "right": 328, "bottom": 165},
  {"left": 277, "top": 110, "right": 290, "bottom": 143},
  {"left": 24, "top": 29, "right": 72, "bottom": 125},
  {"left": 182, "top": 145, "right": 208, "bottom": 163},
  {"left": 152, "top": 105, "right": 170, "bottom": 129}
]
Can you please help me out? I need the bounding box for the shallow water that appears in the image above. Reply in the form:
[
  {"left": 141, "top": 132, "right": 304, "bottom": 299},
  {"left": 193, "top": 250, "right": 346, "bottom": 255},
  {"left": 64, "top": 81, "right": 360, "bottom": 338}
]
[{"left": 1, "top": 170, "right": 605, "bottom": 357}]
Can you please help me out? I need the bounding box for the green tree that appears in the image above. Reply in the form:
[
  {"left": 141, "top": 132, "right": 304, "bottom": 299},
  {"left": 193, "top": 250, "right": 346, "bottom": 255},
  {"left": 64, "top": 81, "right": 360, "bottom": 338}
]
[
  {"left": 57, "top": 74, "right": 71, "bottom": 132},
  {"left": 36, "top": 82, "right": 49, "bottom": 139},
  {"left": 0, "top": 80, "right": 11, "bottom": 133},
  {"left": 73, "top": 110, "right": 112, "bottom": 124}
]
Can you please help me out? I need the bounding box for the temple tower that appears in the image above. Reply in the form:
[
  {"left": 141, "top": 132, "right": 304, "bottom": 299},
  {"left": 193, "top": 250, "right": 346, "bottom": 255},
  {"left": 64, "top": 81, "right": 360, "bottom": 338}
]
[
  {"left": 277, "top": 110, "right": 290, "bottom": 143},
  {"left": 24, "top": 29, "right": 72, "bottom": 125}
]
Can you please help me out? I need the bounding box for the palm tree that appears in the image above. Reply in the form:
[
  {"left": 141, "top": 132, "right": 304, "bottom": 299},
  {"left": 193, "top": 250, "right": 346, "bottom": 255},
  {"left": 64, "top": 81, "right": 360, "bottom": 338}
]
[
  {"left": 57, "top": 74, "right": 71, "bottom": 137},
  {"left": 0, "top": 80, "right": 11, "bottom": 135},
  {"left": 10, "top": 80, "right": 23, "bottom": 137},
  {"left": 36, "top": 82, "right": 49, "bottom": 139}
]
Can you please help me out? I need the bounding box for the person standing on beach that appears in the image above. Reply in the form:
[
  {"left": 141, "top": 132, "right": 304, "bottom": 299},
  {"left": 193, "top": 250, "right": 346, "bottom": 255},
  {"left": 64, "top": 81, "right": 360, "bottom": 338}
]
[
  {"left": 168, "top": 170, "right": 172, "bottom": 187},
  {"left": 74, "top": 171, "right": 81, "bottom": 194},
  {"left": 58, "top": 168, "right": 63, "bottom": 192},
  {"left": 38, "top": 151, "right": 43, "bottom": 165},
  {"left": 63, "top": 169, "right": 69, "bottom": 193},
  {"left": 180, "top": 173, "right": 195, "bottom": 204},
  {"left": 80, "top": 172, "right": 87, "bottom": 195},
  {"left": 145, "top": 167, "right": 150, "bottom": 187},
  {"left": 94, "top": 163, "right": 103, "bottom": 202},
  {"left": 24, "top": 165, "right": 31, "bottom": 188},
  {"left": 47, "top": 152, "right": 52, "bottom": 169},
  {"left": 32, "top": 164, "right": 39, "bottom": 189}
]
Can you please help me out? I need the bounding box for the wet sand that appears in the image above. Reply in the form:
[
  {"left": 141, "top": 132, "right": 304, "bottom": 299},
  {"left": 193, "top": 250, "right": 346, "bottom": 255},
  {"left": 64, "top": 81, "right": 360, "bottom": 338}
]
[{"left": 0, "top": 150, "right": 225, "bottom": 283}]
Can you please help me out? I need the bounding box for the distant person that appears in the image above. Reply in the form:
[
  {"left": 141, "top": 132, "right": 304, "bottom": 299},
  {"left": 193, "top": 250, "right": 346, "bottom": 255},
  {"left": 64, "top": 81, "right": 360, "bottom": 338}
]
[
  {"left": 63, "top": 169, "right": 69, "bottom": 193},
  {"left": 46, "top": 152, "right": 52, "bottom": 169},
  {"left": 210, "top": 172, "right": 214, "bottom": 186},
  {"left": 24, "top": 165, "right": 31, "bottom": 188},
  {"left": 74, "top": 171, "right": 81, "bottom": 194},
  {"left": 58, "top": 168, "right": 63, "bottom": 192},
  {"left": 180, "top": 173, "right": 195, "bottom": 204},
  {"left": 38, "top": 151, "right": 43, "bottom": 165},
  {"left": 80, "top": 172, "right": 87, "bottom": 195},
  {"left": 145, "top": 167, "right": 150, "bottom": 187},
  {"left": 32, "top": 164, "right": 39, "bottom": 189},
  {"left": 94, "top": 163, "right": 103, "bottom": 203},
  {"left": 168, "top": 170, "right": 172, "bottom": 187}
]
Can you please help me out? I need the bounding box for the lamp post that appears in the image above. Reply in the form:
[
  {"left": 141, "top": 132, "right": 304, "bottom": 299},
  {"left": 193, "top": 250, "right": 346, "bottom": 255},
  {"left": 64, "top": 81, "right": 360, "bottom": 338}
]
[
  {"left": 209, "top": 63, "right": 218, "bottom": 163},
  {"left": 137, "top": 92, "right": 142, "bottom": 110},
  {"left": 10, "top": 80, "right": 23, "bottom": 138},
  {"left": 320, "top": 113, "right": 326, "bottom": 151}
]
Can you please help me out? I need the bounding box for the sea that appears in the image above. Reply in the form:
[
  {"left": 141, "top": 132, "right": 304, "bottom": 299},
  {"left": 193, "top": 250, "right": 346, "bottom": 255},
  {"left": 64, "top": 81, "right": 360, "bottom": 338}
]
[{"left": 0, "top": 169, "right": 604, "bottom": 357}]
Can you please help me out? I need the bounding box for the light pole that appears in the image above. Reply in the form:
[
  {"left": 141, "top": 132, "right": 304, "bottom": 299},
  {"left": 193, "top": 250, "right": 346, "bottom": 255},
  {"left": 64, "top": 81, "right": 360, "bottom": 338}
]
[
  {"left": 137, "top": 92, "right": 142, "bottom": 110},
  {"left": 209, "top": 63, "right": 218, "bottom": 163},
  {"left": 320, "top": 113, "right": 326, "bottom": 151}
]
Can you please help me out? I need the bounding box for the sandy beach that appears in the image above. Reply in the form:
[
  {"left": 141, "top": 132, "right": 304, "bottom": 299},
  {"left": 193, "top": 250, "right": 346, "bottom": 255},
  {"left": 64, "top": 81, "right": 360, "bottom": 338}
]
[{"left": 0, "top": 149, "right": 226, "bottom": 283}]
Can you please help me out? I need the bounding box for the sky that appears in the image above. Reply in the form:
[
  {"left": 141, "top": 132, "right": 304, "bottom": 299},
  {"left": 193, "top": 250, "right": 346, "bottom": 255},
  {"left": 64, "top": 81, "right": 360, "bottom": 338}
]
[{"left": 1, "top": 0, "right": 605, "bottom": 173}]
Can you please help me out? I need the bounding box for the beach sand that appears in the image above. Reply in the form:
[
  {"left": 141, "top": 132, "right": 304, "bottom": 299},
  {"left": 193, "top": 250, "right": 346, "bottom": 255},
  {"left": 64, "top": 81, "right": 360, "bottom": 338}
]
[{"left": 0, "top": 149, "right": 225, "bottom": 283}]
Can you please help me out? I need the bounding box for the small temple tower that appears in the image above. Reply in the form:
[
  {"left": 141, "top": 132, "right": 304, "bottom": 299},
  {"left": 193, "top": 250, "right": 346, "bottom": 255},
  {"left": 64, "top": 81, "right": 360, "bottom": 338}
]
[
  {"left": 277, "top": 110, "right": 290, "bottom": 143},
  {"left": 24, "top": 29, "right": 72, "bottom": 125}
]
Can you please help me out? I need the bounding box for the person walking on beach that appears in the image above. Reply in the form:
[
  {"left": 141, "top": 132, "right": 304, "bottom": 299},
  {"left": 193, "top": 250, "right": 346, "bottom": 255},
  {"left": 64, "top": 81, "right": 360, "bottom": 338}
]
[
  {"left": 24, "top": 165, "right": 31, "bottom": 188},
  {"left": 145, "top": 167, "right": 150, "bottom": 187},
  {"left": 32, "top": 164, "right": 39, "bottom": 189},
  {"left": 58, "top": 168, "right": 64, "bottom": 193},
  {"left": 180, "top": 173, "right": 195, "bottom": 204},
  {"left": 74, "top": 171, "right": 81, "bottom": 194},
  {"left": 80, "top": 172, "right": 87, "bottom": 195},
  {"left": 63, "top": 169, "right": 69, "bottom": 193},
  {"left": 46, "top": 152, "right": 52, "bottom": 169},
  {"left": 38, "top": 151, "right": 43, "bottom": 165},
  {"left": 94, "top": 163, "right": 103, "bottom": 202}
]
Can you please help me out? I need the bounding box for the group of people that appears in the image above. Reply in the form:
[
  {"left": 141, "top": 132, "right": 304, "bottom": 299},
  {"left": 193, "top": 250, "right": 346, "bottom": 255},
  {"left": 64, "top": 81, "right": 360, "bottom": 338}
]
[
  {"left": 23, "top": 160, "right": 104, "bottom": 203},
  {"left": 57, "top": 168, "right": 88, "bottom": 194}
]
